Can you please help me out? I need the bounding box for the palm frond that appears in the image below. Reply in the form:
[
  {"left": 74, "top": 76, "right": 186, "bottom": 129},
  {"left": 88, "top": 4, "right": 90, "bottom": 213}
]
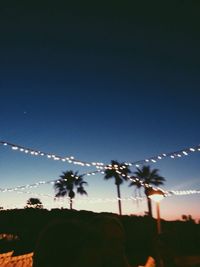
[
  {"left": 134, "top": 165, "right": 165, "bottom": 188},
  {"left": 54, "top": 170, "right": 88, "bottom": 201},
  {"left": 104, "top": 160, "right": 130, "bottom": 184},
  {"left": 77, "top": 186, "right": 87, "bottom": 195}
]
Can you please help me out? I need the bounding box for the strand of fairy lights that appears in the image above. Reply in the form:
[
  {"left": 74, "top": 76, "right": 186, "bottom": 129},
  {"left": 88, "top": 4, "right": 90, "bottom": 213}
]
[
  {"left": 0, "top": 165, "right": 164, "bottom": 198},
  {"left": 0, "top": 169, "right": 105, "bottom": 193},
  {"left": 0, "top": 141, "right": 104, "bottom": 168},
  {"left": 6, "top": 187, "right": 200, "bottom": 198},
  {"left": 1, "top": 141, "right": 200, "bottom": 198},
  {"left": 115, "top": 170, "right": 200, "bottom": 196},
  {"left": 2, "top": 164, "right": 199, "bottom": 197},
  {"left": 124, "top": 144, "right": 200, "bottom": 167},
  {"left": 3, "top": 189, "right": 199, "bottom": 211},
  {"left": 0, "top": 171, "right": 199, "bottom": 207},
  {"left": 55, "top": 196, "right": 145, "bottom": 204},
  {"left": 0, "top": 169, "right": 149, "bottom": 194},
  {"left": 98, "top": 167, "right": 200, "bottom": 197},
  {"left": 1, "top": 141, "right": 200, "bottom": 169},
  {"left": 0, "top": 159, "right": 199, "bottom": 197},
  {"left": 168, "top": 190, "right": 200, "bottom": 196},
  {"left": 0, "top": 160, "right": 194, "bottom": 196},
  {"left": 14, "top": 190, "right": 53, "bottom": 199},
  {"left": 106, "top": 166, "right": 168, "bottom": 195},
  {"left": 1, "top": 173, "right": 200, "bottom": 197},
  {"left": 2, "top": 188, "right": 145, "bottom": 204},
  {"left": 2, "top": 186, "right": 200, "bottom": 212}
]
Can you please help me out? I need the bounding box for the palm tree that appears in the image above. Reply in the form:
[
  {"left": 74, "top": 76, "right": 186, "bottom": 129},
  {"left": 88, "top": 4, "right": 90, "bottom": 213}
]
[
  {"left": 54, "top": 170, "right": 87, "bottom": 209},
  {"left": 134, "top": 165, "right": 165, "bottom": 217},
  {"left": 25, "top": 198, "right": 43, "bottom": 209},
  {"left": 129, "top": 177, "right": 143, "bottom": 207},
  {"left": 104, "top": 160, "right": 131, "bottom": 215}
]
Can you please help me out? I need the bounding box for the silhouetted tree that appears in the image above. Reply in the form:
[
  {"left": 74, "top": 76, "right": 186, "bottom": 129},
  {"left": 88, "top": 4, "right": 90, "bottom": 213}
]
[
  {"left": 188, "top": 215, "right": 194, "bottom": 222},
  {"left": 182, "top": 214, "right": 195, "bottom": 223},
  {"left": 54, "top": 171, "right": 87, "bottom": 209},
  {"left": 134, "top": 165, "right": 165, "bottom": 217},
  {"left": 104, "top": 160, "right": 131, "bottom": 215},
  {"left": 25, "top": 198, "right": 43, "bottom": 209},
  {"left": 182, "top": 214, "right": 188, "bottom": 221},
  {"left": 129, "top": 177, "right": 142, "bottom": 207}
]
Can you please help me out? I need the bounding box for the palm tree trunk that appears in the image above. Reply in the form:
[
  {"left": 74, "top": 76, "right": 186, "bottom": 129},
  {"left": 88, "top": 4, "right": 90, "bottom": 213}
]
[
  {"left": 116, "top": 184, "right": 122, "bottom": 215},
  {"left": 70, "top": 198, "right": 73, "bottom": 210},
  {"left": 146, "top": 195, "right": 152, "bottom": 217}
]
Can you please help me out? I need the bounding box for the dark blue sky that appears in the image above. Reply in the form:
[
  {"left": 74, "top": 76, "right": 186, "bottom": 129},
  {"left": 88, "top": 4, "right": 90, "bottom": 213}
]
[{"left": 0, "top": 1, "right": 200, "bottom": 219}]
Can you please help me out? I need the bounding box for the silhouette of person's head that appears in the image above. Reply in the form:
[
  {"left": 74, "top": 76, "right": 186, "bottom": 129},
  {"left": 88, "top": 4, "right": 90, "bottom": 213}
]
[
  {"left": 33, "top": 219, "right": 84, "bottom": 267},
  {"left": 76, "top": 215, "right": 131, "bottom": 267}
]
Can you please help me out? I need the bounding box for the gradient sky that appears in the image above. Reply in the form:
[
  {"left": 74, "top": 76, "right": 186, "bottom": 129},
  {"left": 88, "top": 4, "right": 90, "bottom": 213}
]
[{"left": 0, "top": 1, "right": 200, "bottom": 221}]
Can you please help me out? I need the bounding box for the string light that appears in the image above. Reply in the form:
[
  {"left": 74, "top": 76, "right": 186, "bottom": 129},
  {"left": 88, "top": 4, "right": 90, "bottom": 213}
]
[
  {"left": 5, "top": 186, "right": 200, "bottom": 199},
  {"left": 0, "top": 176, "right": 199, "bottom": 211},
  {"left": 0, "top": 169, "right": 104, "bottom": 193},
  {"left": 1, "top": 140, "right": 200, "bottom": 211},
  {"left": 168, "top": 190, "right": 200, "bottom": 196},
  {"left": 7, "top": 167, "right": 165, "bottom": 197},
  {"left": 0, "top": 164, "right": 161, "bottom": 200},
  {"left": 124, "top": 144, "right": 200, "bottom": 168},
  {"left": 0, "top": 141, "right": 104, "bottom": 168},
  {"left": 0, "top": 159, "right": 198, "bottom": 201},
  {"left": 54, "top": 195, "right": 145, "bottom": 204},
  {"left": 1, "top": 140, "right": 200, "bottom": 170},
  {"left": 2, "top": 186, "right": 200, "bottom": 212},
  {"left": 2, "top": 187, "right": 145, "bottom": 205}
]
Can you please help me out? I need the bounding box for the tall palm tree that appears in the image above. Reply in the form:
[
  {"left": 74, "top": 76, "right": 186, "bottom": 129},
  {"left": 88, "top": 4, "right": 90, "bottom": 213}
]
[
  {"left": 134, "top": 165, "right": 165, "bottom": 217},
  {"left": 104, "top": 160, "right": 131, "bottom": 215},
  {"left": 54, "top": 170, "right": 87, "bottom": 209}
]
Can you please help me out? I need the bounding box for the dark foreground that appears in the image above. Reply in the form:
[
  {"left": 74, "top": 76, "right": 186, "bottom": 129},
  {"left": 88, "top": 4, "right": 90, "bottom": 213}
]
[{"left": 0, "top": 208, "right": 199, "bottom": 266}]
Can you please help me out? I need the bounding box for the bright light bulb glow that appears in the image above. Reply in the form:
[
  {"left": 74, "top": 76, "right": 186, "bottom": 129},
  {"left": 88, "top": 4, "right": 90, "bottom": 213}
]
[
  {"left": 12, "top": 146, "right": 18, "bottom": 150},
  {"left": 149, "top": 193, "right": 164, "bottom": 202}
]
